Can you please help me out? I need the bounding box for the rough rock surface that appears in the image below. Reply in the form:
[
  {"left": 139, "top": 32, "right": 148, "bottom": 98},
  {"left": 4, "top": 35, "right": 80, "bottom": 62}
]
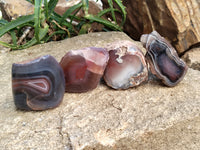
[
  {"left": 102, "top": 0, "right": 200, "bottom": 54},
  {"left": 0, "top": 0, "right": 34, "bottom": 20},
  {"left": 182, "top": 47, "right": 200, "bottom": 71},
  {"left": 0, "top": 32, "right": 200, "bottom": 149}
]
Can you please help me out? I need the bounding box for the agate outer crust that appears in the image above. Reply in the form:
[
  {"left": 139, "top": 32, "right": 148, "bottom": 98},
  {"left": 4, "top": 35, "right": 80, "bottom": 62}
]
[
  {"left": 12, "top": 55, "right": 65, "bottom": 111},
  {"left": 140, "top": 31, "right": 188, "bottom": 86}
]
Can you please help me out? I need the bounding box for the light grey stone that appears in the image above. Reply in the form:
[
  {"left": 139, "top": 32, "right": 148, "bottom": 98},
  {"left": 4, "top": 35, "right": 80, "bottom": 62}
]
[{"left": 0, "top": 32, "right": 200, "bottom": 150}]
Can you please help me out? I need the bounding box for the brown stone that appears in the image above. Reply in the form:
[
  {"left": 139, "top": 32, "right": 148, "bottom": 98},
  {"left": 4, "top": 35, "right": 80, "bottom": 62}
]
[
  {"left": 0, "top": 0, "right": 34, "bottom": 20},
  {"left": 102, "top": 0, "right": 200, "bottom": 54},
  {"left": 182, "top": 47, "right": 200, "bottom": 71}
]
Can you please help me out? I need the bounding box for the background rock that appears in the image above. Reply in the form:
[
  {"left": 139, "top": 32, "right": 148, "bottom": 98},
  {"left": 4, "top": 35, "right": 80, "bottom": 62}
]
[
  {"left": 0, "top": 0, "right": 34, "bottom": 20},
  {"left": 0, "top": 32, "right": 200, "bottom": 149},
  {"left": 102, "top": 0, "right": 200, "bottom": 54},
  {"left": 182, "top": 47, "right": 200, "bottom": 71}
]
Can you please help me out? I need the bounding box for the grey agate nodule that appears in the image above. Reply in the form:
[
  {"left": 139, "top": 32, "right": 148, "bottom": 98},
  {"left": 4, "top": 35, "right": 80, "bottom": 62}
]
[
  {"left": 140, "top": 31, "right": 188, "bottom": 86},
  {"left": 12, "top": 55, "right": 65, "bottom": 110}
]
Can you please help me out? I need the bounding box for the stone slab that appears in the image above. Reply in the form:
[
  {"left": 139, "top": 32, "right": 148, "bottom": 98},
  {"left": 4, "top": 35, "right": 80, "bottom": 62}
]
[{"left": 0, "top": 32, "right": 200, "bottom": 150}]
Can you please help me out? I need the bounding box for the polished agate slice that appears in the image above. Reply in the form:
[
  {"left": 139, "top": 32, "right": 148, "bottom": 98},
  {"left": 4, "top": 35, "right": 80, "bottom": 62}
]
[
  {"left": 104, "top": 40, "right": 148, "bottom": 89},
  {"left": 60, "top": 47, "right": 109, "bottom": 93},
  {"left": 140, "top": 31, "right": 188, "bottom": 86},
  {"left": 12, "top": 55, "right": 65, "bottom": 111}
]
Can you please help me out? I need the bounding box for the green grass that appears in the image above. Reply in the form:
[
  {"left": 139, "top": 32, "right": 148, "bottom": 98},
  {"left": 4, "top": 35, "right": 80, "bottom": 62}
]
[{"left": 0, "top": 0, "right": 126, "bottom": 50}]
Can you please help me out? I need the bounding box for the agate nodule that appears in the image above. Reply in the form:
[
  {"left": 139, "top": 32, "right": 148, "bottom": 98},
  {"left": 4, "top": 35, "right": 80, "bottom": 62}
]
[
  {"left": 140, "top": 31, "right": 188, "bottom": 86},
  {"left": 12, "top": 55, "right": 65, "bottom": 111},
  {"left": 104, "top": 40, "right": 148, "bottom": 89},
  {"left": 60, "top": 47, "right": 109, "bottom": 93}
]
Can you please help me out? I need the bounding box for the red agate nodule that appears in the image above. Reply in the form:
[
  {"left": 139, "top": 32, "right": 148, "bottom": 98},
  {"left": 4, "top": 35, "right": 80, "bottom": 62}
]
[
  {"left": 103, "top": 40, "right": 148, "bottom": 89},
  {"left": 140, "top": 31, "right": 188, "bottom": 86},
  {"left": 60, "top": 47, "right": 109, "bottom": 93},
  {"left": 12, "top": 55, "right": 65, "bottom": 111}
]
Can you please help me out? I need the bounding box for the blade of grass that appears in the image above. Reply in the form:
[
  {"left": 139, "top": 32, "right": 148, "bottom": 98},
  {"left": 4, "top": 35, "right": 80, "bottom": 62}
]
[
  {"left": 9, "top": 30, "right": 17, "bottom": 46},
  {"left": 0, "top": 41, "right": 16, "bottom": 49},
  {"left": 84, "top": 14, "right": 122, "bottom": 31},
  {"left": 48, "top": 0, "right": 59, "bottom": 17},
  {"left": 51, "top": 12, "right": 74, "bottom": 29},
  {"left": 69, "top": 6, "right": 82, "bottom": 24},
  {"left": 59, "top": 2, "right": 82, "bottom": 24},
  {"left": 0, "top": 19, "right": 8, "bottom": 27},
  {"left": 34, "top": 0, "right": 42, "bottom": 42},
  {"left": 44, "top": 0, "right": 49, "bottom": 20},
  {"left": 45, "top": 30, "right": 66, "bottom": 42},
  {"left": 97, "top": 8, "right": 120, "bottom": 17},
  {"left": 0, "top": 15, "right": 34, "bottom": 37},
  {"left": 102, "top": 27, "right": 111, "bottom": 32},
  {"left": 108, "top": 0, "right": 116, "bottom": 23},
  {"left": 82, "top": 0, "right": 89, "bottom": 15},
  {"left": 114, "top": 0, "right": 126, "bottom": 26},
  {"left": 26, "top": 0, "right": 33, "bottom": 4},
  {"left": 68, "top": 15, "right": 82, "bottom": 21}
]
